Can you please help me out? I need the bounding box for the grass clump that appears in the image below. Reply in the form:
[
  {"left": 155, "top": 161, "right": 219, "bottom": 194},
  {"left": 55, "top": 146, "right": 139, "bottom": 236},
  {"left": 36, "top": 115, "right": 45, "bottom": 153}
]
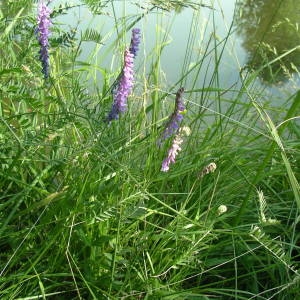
[{"left": 0, "top": 0, "right": 299, "bottom": 299}]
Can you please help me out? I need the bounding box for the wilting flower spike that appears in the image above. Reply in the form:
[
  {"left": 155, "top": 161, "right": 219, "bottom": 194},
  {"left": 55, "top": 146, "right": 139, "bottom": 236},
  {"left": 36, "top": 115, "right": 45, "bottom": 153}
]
[
  {"left": 161, "top": 126, "right": 190, "bottom": 172},
  {"left": 37, "top": 1, "right": 51, "bottom": 78},
  {"left": 108, "top": 49, "right": 134, "bottom": 121},
  {"left": 158, "top": 87, "right": 185, "bottom": 145},
  {"left": 161, "top": 134, "right": 183, "bottom": 172},
  {"left": 129, "top": 28, "right": 141, "bottom": 58}
]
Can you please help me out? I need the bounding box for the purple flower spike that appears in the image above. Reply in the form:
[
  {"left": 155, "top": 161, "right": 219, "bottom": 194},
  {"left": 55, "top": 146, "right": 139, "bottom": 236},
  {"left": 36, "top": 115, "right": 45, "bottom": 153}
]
[
  {"left": 158, "top": 87, "right": 185, "bottom": 145},
  {"left": 108, "top": 49, "right": 134, "bottom": 121},
  {"left": 129, "top": 28, "right": 141, "bottom": 58},
  {"left": 37, "top": 1, "right": 52, "bottom": 78}
]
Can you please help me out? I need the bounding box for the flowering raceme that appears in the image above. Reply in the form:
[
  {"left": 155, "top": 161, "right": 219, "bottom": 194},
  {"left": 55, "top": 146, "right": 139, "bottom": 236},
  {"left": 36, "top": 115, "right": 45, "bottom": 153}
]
[
  {"left": 129, "top": 28, "right": 141, "bottom": 58},
  {"left": 158, "top": 87, "right": 185, "bottom": 145},
  {"left": 108, "top": 28, "right": 141, "bottom": 121},
  {"left": 37, "top": 1, "right": 52, "bottom": 78},
  {"left": 107, "top": 49, "right": 134, "bottom": 121},
  {"left": 161, "top": 133, "right": 183, "bottom": 172},
  {"left": 161, "top": 126, "right": 190, "bottom": 172}
]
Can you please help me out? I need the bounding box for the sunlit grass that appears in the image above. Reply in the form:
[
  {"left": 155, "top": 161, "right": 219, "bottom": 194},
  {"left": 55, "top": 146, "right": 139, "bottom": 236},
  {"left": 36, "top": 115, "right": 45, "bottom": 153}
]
[{"left": 0, "top": 0, "right": 300, "bottom": 299}]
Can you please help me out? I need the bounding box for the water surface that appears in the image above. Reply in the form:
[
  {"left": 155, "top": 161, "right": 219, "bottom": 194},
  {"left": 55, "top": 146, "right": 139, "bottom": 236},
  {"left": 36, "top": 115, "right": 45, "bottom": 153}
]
[{"left": 52, "top": 0, "right": 300, "bottom": 102}]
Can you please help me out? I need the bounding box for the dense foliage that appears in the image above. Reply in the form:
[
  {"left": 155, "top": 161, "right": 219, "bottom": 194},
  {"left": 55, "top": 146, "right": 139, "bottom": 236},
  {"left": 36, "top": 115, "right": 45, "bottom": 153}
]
[{"left": 0, "top": 0, "right": 299, "bottom": 299}]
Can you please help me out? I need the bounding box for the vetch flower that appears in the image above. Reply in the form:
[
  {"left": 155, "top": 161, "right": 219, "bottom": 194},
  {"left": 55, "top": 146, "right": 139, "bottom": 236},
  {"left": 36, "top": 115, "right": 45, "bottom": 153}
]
[
  {"left": 161, "top": 126, "right": 190, "bottom": 172},
  {"left": 107, "top": 29, "right": 141, "bottom": 121},
  {"left": 107, "top": 49, "right": 134, "bottom": 121},
  {"left": 158, "top": 87, "right": 185, "bottom": 145},
  {"left": 37, "top": 1, "right": 52, "bottom": 78},
  {"left": 129, "top": 28, "right": 141, "bottom": 58},
  {"left": 161, "top": 134, "right": 183, "bottom": 172}
]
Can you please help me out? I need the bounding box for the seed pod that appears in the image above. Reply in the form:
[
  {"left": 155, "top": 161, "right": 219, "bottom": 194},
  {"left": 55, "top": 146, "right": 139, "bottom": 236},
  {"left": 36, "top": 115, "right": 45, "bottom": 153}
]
[{"left": 198, "top": 162, "right": 217, "bottom": 178}]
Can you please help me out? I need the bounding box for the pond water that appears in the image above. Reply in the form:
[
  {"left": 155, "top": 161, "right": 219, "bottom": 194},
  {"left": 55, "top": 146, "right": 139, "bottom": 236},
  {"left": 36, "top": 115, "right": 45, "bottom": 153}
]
[{"left": 52, "top": 0, "right": 300, "bottom": 103}]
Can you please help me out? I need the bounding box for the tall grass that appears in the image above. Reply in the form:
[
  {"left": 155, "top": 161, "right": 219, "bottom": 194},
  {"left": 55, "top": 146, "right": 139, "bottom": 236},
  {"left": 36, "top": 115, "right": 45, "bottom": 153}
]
[{"left": 1, "top": 0, "right": 299, "bottom": 299}]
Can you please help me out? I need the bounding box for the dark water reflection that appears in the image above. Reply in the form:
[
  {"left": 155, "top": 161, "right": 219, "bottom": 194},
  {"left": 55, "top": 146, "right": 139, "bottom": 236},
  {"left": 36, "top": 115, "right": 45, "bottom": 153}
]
[{"left": 235, "top": 0, "right": 300, "bottom": 84}]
